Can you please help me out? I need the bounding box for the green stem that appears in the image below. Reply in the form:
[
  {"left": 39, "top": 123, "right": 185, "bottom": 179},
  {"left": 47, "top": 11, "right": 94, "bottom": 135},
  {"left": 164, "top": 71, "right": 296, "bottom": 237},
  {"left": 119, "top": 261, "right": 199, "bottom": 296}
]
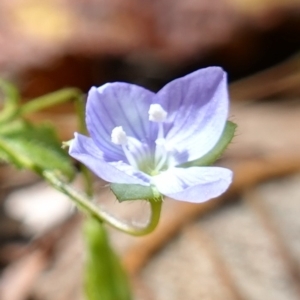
[
  {"left": 43, "top": 170, "right": 162, "bottom": 236},
  {"left": 19, "top": 88, "right": 82, "bottom": 115},
  {"left": 0, "top": 79, "right": 20, "bottom": 124},
  {"left": 20, "top": 88, "right": 94, "bottom": 198}
]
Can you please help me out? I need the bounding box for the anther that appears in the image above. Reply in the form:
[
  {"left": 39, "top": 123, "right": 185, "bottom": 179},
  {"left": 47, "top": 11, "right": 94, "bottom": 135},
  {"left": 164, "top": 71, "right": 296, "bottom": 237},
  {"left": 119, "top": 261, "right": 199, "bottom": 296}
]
[
  {"left": 148, "top": 104, "right": 167, "bottom": 122},
  {"left": 111, "top": 126, "right": 127, "bottom": 145}
]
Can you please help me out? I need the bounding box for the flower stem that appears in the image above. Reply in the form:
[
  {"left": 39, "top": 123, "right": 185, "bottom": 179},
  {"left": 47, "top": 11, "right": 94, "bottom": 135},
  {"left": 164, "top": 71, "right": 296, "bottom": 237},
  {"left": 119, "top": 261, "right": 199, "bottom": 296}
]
[
  {"left": 19, "top": 88, "right": 82, "bottom": 115},
  {"left": 0, "top": 79, "right": 20, "bottom": 124},
  {"left": 43, "top": 170, "right": 162, "bottom": 236}
]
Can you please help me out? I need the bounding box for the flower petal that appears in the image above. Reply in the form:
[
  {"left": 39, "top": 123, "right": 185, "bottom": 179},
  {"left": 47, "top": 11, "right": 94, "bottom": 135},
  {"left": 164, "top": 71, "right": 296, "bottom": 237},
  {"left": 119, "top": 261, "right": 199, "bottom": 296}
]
[
  {"left": 86, "top": 83, "right": 156, "bottom": 160},
  {"left": 69, "top": 133, "right": 151, "bottom": 186},
  {"left": 156, "top": 67, "right": 229, "bottom": 165},
  {"left": 152, "top": 166, "right": 232, "bottom": 203}
]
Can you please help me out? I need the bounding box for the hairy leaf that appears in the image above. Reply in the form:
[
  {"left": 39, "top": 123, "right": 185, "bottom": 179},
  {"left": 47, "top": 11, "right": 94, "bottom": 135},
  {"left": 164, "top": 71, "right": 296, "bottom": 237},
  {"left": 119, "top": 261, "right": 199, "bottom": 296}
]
[{"left": 0, "top": 120, "right": 75, "bottom": 179}]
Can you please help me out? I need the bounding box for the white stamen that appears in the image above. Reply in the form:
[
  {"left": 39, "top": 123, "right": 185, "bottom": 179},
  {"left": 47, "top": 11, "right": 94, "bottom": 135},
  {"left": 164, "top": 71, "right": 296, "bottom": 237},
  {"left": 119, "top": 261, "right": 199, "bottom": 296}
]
[
  {"left": 149, "top": 104, "right": 167, "bottom": 122},
  {"left": 148, "top": 104, "right": 170, "bottom": 171},
  {"left": 111, "top": 126, "right": 127, "bottom": 145},
  {"left": 153, "top": 137, "right": 171, "bottom": 172},
  {"left": 155, "top": 138, "right": 166, "bottom": 146}
]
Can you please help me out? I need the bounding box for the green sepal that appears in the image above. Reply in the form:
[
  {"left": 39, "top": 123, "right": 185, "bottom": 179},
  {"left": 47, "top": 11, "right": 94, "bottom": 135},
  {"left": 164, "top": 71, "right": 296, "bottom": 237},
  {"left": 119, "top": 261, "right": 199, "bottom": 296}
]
[
  {"left": 110, "top": 183, "right": 155, "bottom": 202},
  {"left": 0, "top": 120, "right": 75, "bottom": 180},
  {"left": 180, "top": 120, "right": 237, "bottom": 168},
  {"left": 84, "top": 218, "right": 132, "bottom": 300}
]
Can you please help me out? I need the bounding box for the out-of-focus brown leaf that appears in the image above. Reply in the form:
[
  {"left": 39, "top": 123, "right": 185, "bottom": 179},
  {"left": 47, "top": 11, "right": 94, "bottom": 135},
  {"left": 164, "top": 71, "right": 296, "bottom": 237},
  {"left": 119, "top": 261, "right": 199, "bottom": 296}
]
[{"left": 0, "top": 0, "right": 299, "bottom": 97}]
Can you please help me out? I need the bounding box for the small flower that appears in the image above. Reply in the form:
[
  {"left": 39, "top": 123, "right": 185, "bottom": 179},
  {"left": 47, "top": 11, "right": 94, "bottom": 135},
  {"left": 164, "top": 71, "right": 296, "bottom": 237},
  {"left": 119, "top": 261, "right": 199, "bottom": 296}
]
[{"left": 69, "top": 67, "right": 233, "bottom": 203}]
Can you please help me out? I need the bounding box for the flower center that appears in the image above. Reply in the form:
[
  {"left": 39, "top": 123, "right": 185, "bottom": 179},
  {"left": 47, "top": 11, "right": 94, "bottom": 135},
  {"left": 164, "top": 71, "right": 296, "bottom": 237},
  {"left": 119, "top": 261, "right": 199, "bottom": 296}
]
[{"left": 111, "top": 104, "right": 171, "bottom": 175}]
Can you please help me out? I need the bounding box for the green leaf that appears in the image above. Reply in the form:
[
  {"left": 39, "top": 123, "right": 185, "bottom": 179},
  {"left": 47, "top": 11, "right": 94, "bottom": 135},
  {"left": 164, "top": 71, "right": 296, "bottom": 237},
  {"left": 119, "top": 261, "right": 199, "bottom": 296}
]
[
  {"left": 84, "top": 218, "right": 132, "bottom": 300},
  {"left": 180, "top": 120, "right": 237, "bottom": 168},
  {"left": 0, "top": 120, "right": 75, "bottom": 179},
  {"left": 110, "top": 183, "right": 155, "bottom": 202}
]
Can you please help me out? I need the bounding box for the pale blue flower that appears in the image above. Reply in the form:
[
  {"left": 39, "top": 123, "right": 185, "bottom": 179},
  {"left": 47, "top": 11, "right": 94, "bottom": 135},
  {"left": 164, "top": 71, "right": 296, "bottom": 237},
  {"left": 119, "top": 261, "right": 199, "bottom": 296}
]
[{"left": 69, "top": 67, "right": 233, "bottom": 203}]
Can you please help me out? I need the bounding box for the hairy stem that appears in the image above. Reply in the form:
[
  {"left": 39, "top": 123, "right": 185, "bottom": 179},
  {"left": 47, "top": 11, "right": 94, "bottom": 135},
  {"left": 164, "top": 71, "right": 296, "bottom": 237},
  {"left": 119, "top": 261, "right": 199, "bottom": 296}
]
[{"left": 43, "top": 171, "right": 162, "bottom": 236}]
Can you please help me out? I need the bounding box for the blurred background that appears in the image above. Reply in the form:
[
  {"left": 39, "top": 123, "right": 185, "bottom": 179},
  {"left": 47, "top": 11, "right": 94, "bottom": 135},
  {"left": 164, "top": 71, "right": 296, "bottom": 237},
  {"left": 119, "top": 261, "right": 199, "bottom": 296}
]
[{"left": 0, "top": 0, "right": 300, "bottom": 299}]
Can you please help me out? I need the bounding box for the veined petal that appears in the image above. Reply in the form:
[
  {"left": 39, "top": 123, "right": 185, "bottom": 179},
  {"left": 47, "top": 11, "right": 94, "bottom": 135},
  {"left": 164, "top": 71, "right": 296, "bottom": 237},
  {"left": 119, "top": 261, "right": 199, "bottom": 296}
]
[
  {"left": 156, "top": 67, "right": 229, "bottom": 165},
  {"left": 152, "top": 166, "right": 232, "bottom": 203},
  {"left": 69, "top": 133, "right": 151, "bottom": 186},
  {"left": 86, "top": 83, "right": 156, "bottom": 159}
]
